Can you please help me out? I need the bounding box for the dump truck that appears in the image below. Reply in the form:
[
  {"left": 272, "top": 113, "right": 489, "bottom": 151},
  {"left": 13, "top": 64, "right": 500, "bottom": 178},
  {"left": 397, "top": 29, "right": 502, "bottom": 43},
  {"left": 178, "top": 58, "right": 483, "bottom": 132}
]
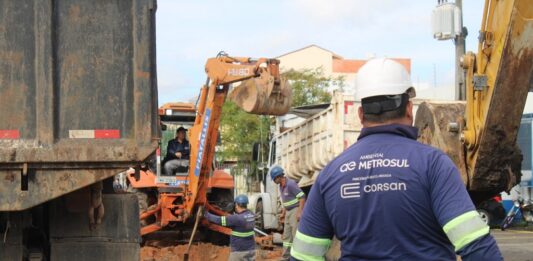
[
  {"left": 0, "top": 0, "right": 158, "bottom": 260},
  {"left": 248, "top": 92, "right": 358, "bottom": 230}
]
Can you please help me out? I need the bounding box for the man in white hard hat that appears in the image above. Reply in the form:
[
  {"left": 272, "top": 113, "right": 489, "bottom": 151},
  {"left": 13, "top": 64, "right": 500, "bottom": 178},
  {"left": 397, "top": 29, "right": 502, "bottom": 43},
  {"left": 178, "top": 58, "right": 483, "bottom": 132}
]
[{"left": 291, "top": 58, "right": 502, "bottom": 260}]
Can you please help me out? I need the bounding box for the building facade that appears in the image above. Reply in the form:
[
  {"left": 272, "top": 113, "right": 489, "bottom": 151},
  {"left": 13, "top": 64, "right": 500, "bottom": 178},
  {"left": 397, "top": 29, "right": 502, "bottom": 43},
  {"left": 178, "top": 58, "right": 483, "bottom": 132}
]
[{"left": 276, "top": 45, "right": 411, "bottom": 95}]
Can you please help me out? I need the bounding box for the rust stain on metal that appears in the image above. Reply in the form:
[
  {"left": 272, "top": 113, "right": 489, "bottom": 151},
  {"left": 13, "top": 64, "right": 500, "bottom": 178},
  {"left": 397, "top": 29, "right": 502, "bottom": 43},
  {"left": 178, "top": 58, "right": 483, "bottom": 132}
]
[
  {"left": 470, "top": 48, "right": 533, "bottom": 192},
  {"left": 0, "top": 169, "right": 125, "bottom": 211},
  {"left": 472, "top": 125, "right": 523, "bottom": 192},
  {"left": 4, "top": 173, "right": 14, "bottom": 182},
  {"left": 136, "top": 70, "right": 150, "bottom": 79},
  {"left": 68, "top": 5, "right": 81, "bottom": 20},
  {"left": 0, "top": 51, "right": 23, "bottom": 65},
  {"left": 0, "top": 51, "right": 29, "bottom": 128}
]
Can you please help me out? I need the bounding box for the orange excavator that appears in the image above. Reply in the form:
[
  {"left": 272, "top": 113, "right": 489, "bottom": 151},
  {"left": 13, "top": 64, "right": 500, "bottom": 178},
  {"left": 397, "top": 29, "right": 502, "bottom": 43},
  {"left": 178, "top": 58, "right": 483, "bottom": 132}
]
[{"left": 127, "top": 52, "right": 292, "bottom": 238}]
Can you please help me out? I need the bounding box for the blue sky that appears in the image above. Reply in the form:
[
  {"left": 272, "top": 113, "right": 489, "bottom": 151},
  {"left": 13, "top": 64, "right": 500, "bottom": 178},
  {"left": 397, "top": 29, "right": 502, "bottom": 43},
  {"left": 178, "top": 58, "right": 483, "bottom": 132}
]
[{"left": 155, "top": 0, "right": 484, "bottom": 105}]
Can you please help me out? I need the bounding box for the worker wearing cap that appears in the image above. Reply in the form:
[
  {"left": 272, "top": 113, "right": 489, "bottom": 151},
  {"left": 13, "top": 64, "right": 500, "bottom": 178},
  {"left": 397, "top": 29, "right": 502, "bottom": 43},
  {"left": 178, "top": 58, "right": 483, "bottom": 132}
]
[
  {"left": 163, "top": 127, "right": 190, "bottom": 175},
  {"left": 291, "top": 58, "right": 502, "bottom": 260},
  {"left": 269, "top": 166, "right": 306, "bottom": 261},
  {"left": 204, "top": 194, "right": 256, "bottom": 261}
]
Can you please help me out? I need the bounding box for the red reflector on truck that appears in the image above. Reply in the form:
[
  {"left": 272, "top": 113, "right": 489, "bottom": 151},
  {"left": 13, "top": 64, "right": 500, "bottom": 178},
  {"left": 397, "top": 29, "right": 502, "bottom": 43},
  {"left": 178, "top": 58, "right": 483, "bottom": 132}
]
[
  {"left": 0, "top": 130, "right": 20, "bottom": 139},
  {"left": 69, "top": 130, "right": 120, "bottom": 139},
  {"left": 94, "top": 129, "right": 120, "bottom": 139}
]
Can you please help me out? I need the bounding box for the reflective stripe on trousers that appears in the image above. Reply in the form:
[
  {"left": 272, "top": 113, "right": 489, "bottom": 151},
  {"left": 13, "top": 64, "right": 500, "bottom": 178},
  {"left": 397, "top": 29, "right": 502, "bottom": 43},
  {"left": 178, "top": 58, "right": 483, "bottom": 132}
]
[{"left": 228, "top": 250, "right": 255, "bottom": 261}]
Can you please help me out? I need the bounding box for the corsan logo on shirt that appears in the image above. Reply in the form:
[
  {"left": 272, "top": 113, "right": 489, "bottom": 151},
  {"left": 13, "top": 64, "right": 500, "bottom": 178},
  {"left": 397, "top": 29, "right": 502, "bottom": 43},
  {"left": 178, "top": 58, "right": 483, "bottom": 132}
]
[{"left": 340, "top": 181, "right": 408, "bottom": 199}]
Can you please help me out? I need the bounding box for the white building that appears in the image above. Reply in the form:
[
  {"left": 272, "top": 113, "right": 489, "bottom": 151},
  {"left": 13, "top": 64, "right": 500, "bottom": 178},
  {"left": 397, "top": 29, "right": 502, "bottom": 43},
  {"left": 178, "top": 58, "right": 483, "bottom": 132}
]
[{"left": 276, "top": 45, "right": 411, "bottom": 95}]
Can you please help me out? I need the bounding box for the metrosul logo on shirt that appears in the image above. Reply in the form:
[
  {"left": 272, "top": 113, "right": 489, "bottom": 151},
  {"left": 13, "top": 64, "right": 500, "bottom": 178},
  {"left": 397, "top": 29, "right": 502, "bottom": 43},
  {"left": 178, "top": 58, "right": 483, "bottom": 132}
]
[{"left": 339, "top": 153, "right": 409, "bottom": 199}]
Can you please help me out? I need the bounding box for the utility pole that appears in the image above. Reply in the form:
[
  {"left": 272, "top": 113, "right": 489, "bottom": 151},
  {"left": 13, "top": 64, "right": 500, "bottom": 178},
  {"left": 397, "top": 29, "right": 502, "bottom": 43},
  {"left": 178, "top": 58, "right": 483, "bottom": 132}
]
[
  {"left": 455, "top": 0, "right": 466, "bottom": 100},
  {"left": 432, "top": 0, "right": 467, "bottom": 100}
]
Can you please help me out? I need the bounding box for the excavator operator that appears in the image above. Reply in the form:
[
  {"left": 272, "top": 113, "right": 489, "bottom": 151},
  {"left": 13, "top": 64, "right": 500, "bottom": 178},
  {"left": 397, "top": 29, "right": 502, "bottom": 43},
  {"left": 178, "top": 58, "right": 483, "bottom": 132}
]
[{"left": 163, "top": 127, "right": 190, "bottom": 175}]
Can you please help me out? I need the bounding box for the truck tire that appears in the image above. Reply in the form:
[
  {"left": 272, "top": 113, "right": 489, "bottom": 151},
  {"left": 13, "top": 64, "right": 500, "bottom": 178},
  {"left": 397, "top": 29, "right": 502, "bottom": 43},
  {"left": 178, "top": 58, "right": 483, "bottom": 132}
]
[
  {"left": 477, "top": 209, "right": 492, "bottom": 226},
  {"left": 255, "top": 200, "right": 264, "bottom": 230}
]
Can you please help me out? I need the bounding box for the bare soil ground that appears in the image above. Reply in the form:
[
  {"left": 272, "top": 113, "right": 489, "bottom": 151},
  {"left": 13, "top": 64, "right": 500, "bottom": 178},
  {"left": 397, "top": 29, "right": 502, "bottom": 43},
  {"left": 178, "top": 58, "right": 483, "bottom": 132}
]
[{"left": 141, "top": 243, "right": 282, "bottom": 261}]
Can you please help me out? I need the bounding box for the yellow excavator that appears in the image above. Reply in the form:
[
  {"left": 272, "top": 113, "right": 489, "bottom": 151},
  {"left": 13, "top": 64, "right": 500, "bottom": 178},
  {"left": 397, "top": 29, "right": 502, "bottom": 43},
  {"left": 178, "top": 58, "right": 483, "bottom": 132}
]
[{"left": 416, "top": 0, "right": 533, "bottom": 205}]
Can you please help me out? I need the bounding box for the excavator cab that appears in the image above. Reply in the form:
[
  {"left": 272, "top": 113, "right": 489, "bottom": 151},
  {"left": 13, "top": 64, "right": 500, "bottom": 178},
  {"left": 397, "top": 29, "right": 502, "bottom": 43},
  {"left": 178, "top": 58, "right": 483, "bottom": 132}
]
[{"left": 158, "top": 103, "right": 195, "bottom": 178}]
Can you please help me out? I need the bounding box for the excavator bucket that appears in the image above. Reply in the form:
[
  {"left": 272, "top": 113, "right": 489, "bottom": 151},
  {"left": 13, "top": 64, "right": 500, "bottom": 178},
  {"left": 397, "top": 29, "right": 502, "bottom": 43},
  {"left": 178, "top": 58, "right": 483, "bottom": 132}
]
[{"left": 228, "top": 71, "right": 292, "bottom": 116}]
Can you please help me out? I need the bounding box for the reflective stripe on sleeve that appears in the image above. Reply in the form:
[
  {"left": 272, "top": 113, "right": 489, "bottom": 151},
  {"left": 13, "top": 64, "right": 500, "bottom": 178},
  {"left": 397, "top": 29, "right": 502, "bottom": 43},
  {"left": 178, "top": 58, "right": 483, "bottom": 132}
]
[
  {"left": 283, "top": 198, "right": 299, "bottom": 207},
  {"left": 443, "top": 210, "right": 490, "bottom": 251},
  {"left": 221, "top": 216, "right": 227, "bottom": 226},
  {"left": 231, "top": 230, "right": 254, "bottom": 237},
  {"left": 296, "top": 192, "right": 305, "bottom": 198},
  {"left": 290, "top": 230, "right": 331, "bottom": 261},
  {"left": 283, "top": 241, "right": 292, "bottom": 247}
]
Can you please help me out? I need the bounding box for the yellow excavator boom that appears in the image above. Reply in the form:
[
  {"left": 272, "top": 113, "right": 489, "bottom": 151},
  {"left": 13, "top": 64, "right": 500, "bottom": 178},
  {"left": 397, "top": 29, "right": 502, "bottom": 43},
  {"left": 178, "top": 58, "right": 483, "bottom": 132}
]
[{"left": 416, "top": 0, "right": 533, "bottom": 203}]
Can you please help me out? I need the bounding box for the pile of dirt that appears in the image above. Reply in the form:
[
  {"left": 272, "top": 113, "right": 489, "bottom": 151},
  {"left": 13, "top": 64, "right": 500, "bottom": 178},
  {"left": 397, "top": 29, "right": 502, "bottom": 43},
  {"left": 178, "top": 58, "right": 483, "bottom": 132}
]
[{"left": 141, "top": 243, "right": 282, "bottom": 261}]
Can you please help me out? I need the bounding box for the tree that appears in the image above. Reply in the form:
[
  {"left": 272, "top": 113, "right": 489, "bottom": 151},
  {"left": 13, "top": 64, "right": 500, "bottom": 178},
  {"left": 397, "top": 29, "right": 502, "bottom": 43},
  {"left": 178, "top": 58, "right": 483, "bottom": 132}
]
[
  {"left": 219, "top": 101, "right": 270, "bottom": 166},
  {"left": 282, "top": 67, "right": 345, "bottom": 107}
]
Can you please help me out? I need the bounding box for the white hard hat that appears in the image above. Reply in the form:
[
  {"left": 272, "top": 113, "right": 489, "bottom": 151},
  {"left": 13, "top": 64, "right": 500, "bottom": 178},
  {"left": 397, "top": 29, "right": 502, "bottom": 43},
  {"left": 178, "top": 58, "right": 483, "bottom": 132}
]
[{"left": 355, "top": 58, "right": 415, "bottom": 100}]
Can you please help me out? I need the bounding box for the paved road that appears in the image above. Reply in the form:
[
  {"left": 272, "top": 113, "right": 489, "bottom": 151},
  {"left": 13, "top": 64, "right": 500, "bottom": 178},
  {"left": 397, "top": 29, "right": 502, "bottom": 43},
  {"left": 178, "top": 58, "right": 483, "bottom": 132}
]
[{"left": 492, "top": 229, "right": 533, "bottom": 261}]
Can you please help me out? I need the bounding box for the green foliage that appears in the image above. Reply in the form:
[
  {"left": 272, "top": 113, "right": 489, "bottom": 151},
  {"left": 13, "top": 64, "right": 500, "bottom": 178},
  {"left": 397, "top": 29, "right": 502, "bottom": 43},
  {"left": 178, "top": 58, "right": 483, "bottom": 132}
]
[
  {"left": 282, "top": 67, "right": 345, "bottom": 107},
  {"left": 219, "top": 101, "right": 270, "bottom": 164}
]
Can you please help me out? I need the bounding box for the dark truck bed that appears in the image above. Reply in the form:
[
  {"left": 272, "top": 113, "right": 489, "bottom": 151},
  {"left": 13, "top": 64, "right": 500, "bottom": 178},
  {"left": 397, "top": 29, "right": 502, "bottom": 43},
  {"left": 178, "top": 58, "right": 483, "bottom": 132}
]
[{"left": 0, "top": 0, "right": 159, "bottom": 211}]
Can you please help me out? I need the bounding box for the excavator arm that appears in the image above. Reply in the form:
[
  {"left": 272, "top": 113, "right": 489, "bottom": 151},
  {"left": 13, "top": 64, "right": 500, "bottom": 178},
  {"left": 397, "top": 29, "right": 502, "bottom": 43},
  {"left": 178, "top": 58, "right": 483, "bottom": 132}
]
[
  {"left": 461, "top": 0, "right": 533, "bottom": 195},
  {"left": 184, "top": 53, "right": 291, "bottom": 219},
  {"left": 416, "top": 0, "right": 533, "bottom": 203}
]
